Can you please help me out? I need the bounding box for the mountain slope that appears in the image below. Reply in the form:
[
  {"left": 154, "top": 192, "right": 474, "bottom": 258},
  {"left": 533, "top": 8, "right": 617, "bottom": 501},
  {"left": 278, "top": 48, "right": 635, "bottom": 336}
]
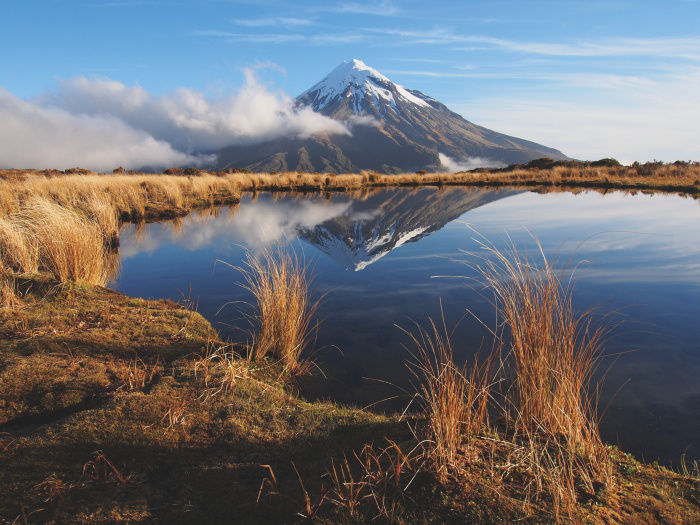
[{"left": 217, "top": 59, "right": 567, "bottom": 173}]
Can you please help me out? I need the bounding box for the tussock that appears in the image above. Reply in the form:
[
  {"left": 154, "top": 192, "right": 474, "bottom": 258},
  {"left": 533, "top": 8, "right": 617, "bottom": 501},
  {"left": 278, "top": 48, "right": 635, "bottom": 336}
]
[
  {"left": 0, "top": 199, "right": 116, "bottom": 285},
  {"left": 402, "top": 314, "right": 492, "bottom": 482},
  {"left": 234, "top": 244, "right": 321, "bottom": 375},
  {"left": 21, "top": 199, "right": 112, "bottom": 285},
  {"left": 465, "top": 234, "right": 613, "bottom": 516}
]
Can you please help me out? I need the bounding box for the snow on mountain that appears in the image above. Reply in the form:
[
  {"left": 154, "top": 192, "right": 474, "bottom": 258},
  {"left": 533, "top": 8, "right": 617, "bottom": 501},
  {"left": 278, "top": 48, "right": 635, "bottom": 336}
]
[
  {"left": 304, "top": 218, "right": 430, "bottom": 272},
  {"left": 218, "top": 60, "right": 569, "bottom": 174},
  {"left": 298, "top": 59, "right": 434, "bottom": 116}
]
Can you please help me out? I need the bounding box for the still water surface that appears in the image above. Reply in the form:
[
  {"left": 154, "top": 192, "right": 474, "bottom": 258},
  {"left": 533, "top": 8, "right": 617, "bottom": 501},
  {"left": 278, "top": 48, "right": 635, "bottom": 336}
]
[{"left": 114, "top": 187, "right": 700, "bottom": 466}]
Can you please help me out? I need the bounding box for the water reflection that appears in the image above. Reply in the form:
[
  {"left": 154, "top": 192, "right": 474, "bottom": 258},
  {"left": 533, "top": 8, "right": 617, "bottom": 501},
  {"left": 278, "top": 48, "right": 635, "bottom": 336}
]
[
  {"left": 120, "top": 187, "right": 515, "bottom": 270},
  {"left": 114, "top": 188, "right": 700, "bottom": 465},
  {"left": 297, "top": 187, "right": 516, "bottom": 270},
  {"left": 120, "top": 197, "right": 350, "bottom": 258}
]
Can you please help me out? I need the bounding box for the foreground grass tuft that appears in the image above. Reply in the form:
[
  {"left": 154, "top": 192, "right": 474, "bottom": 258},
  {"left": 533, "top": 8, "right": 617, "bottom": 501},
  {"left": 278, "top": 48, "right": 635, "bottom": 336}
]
[
  {"left": 234, "top": 245, "right": 322, "bottom": 375},
  {"left": 462, "top": 235, "right": 614, "bottom": 517},
  {"left": 402, "top": 315, "right": 492, "bottom": 483}
]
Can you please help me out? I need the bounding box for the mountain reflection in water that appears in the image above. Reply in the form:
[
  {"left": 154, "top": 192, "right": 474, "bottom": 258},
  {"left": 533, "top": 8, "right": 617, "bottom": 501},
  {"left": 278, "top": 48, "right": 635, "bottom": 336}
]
[
  {"left": 298, "top": 187, "right": 516, "bottom": 270},
  {"left": 115, "top": 188, "right": 700, "bottom": 466},
  {"left": 120, "top": 186, "right": 516, "bottom": 270}
]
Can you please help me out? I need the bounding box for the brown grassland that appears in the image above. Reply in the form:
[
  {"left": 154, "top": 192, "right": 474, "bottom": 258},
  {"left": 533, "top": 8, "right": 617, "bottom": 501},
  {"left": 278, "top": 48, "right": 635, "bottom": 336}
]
[{"left": 1, "top": 160, "right": 699, "bottom": 523}]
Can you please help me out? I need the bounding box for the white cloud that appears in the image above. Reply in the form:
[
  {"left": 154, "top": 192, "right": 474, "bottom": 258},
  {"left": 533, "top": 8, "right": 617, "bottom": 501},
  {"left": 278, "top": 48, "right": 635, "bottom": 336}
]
[
  {"left": 337, "top": 1, "right": 399, "bottom": 16},
  {"left": 0, "top": 89, "right": 208, "bottom": 171},
  {"left": 438, "top": 153, "right": 505, "bottom": 172},
  {"left": 373, "top": 29, "right": 700, "bottom": 59},
  {"left": 0, "top": 66, "right": 351, "bottom": 171},
  {"left": 233, "top": 17, "right": 313, "bottom": 27}
]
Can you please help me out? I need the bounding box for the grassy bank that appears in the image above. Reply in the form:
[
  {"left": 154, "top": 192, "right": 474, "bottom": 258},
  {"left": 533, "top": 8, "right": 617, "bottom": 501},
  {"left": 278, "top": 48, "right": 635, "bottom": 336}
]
[
  {"left": 0, "top": 159, "right": 697, "bottom": 287},
  {"left": 1, "top": 159, "right": 699, "bottom": 217},
  {"left": 1, "top": 269, "right": 699, "bottom": 523}
]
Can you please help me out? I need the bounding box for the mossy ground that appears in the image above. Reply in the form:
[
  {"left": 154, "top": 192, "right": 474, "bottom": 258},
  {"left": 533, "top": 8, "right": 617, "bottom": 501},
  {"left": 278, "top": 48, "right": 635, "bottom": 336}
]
[{"left": 1, "top": 276, "right": 699, "bottom": 524}]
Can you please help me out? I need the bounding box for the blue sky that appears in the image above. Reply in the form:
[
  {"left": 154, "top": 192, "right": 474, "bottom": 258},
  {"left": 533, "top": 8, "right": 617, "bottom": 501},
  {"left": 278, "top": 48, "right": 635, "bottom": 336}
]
[{"left": 1, "top": 0, "right": 699, "bottom": 169}]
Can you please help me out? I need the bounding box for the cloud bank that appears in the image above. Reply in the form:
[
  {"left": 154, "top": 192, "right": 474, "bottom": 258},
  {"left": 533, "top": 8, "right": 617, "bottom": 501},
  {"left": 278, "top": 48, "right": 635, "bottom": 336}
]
[
  {"left": 0, "top": 68, "right": 350, "bottom": 172},
  {"left": 438, "top": 153, "right": 505, "bottom": 172}
]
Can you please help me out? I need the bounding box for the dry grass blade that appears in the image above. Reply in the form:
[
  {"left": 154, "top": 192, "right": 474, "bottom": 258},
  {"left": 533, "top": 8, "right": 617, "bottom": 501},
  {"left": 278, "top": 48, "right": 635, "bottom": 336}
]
[
  {"left": 257, "top": 464, "right": 281, "bottom": 505},
  {"left": 0, "top": 432, "right": 17, "bottom": 454},
  {"left": 326, "top": 453, "right": 366, "bottom": 516},
  {"left": 257, "top": 463, "right": 326, "bottom": 520},
  {"left": 162, "top": 399, "right": 190, "bottom": 431},
  {"left": 35, "top": 474, "right": 71, "bottom": 504},
  {"left": 681, "top": 449, "right": 700, "bottom": 480},
  {"left": 321, "top": 440, "right": 423, "bottom": 520},
  {"left": 81, "top": 451, "right": 131, "bottom": 485},
  {"left": 194, "top": 343, "right": 251, "bottom": 401},
  {"left": 1, "top": 273, "right": 20, "bottom": 308},
  {"left": 112, "top": 357, "right": 162, "bottom": 391}
]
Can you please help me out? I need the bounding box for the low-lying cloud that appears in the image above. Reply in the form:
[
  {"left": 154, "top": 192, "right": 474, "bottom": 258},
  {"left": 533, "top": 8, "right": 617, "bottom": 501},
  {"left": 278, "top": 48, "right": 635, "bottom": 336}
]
[
  {"left": 438, "top": 153, "right": 505, "bottom": 172},
  {"left": 0, "top": 67, "right": 351, "bottom": 172}
]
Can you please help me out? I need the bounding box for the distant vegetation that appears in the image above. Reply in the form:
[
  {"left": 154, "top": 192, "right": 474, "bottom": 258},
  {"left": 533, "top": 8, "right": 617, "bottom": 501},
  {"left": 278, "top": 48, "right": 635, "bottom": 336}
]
[{"left": 1, "top": 159, "right": 697, "bottom": 306}]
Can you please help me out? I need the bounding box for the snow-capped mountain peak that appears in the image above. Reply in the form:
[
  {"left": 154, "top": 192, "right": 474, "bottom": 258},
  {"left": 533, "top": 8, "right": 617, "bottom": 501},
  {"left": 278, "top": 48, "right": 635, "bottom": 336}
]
[
  {"left": 219, "top": 60, "right": 569, "bottom": 174},
  {"left": 298, "top": 59, "right": 433, "bottom": 115}
]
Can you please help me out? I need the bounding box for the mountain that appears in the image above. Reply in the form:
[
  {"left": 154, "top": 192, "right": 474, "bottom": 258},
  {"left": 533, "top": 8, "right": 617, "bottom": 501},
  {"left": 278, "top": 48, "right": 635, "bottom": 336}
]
[
  {"left": 297, "top": 186, "right": 518, "bottom": 271},
  {"left": 217, "top": 59, "right": 568, "bottom": 174}
]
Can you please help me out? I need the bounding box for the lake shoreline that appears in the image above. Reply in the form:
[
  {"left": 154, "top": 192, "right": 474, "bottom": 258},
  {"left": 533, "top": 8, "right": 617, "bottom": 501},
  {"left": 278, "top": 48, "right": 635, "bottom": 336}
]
[
  {"left": 1, "top": 274, "right": 699, "bottom": 523},
  {"left": 1, "top": 158, "right": 698, "bottom": 226}
]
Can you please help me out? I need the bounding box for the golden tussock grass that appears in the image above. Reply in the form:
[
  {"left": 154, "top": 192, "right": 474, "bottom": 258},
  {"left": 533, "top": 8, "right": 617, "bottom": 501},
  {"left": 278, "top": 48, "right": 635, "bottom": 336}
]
[
  {"left": 0, "top": 199, "right": 115, "bottom": 286},
  {"left": 387, "top": 234, "right": 616, "bottom": 518},
  {"left": 232, "top": 245, "right": 322, "bottom": 375},
  {"left": 23, "top": 199, "right": 113, "bottom": 285},
  {"left": 0, "top": 216, "right": 40, "bottom": 274},
  {"left": 402, "top": 314, "right": 492, "bottom": 483},
  {"left": 0, "top": 171, "right": 244, "bottom": 224},
  {"left": 463, "top": 234, "right": 613, "bottom": 516}
]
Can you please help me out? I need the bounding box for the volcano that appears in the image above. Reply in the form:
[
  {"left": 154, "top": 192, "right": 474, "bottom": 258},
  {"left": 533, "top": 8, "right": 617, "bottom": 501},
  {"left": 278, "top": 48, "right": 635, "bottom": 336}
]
[{"left": 217, "top": 59, "right": 567, "bottom": 173}]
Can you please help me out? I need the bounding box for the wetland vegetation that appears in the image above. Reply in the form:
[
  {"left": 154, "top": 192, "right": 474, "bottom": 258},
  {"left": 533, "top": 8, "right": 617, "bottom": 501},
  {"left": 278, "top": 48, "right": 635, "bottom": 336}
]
[{"left": 1, "top": 161, "right": 699, "bottom": 523}]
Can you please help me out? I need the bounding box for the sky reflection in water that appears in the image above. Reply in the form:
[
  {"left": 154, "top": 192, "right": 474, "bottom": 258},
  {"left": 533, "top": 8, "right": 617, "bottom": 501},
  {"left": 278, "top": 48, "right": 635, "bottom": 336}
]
[{"left": 114, "top": 188, "right": 700, "bottom": 465}]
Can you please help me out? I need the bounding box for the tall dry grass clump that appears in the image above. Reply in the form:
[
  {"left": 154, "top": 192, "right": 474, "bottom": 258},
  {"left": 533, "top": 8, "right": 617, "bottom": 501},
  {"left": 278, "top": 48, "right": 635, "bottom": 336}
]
[
  {"left": 9, "top": 199, "right": 113, "bottom": 285},
  {"left": 235, "top": 245, "right": 321, "bottom": 374},
  {"left": 0, "top": 216, "right": 39, "bottom": 274},
  {"left": 468, "top": 235, "right": 612, "bottom": 514},
  {"left": 402, "top": 316, "right": 492, "bottom": 482}
]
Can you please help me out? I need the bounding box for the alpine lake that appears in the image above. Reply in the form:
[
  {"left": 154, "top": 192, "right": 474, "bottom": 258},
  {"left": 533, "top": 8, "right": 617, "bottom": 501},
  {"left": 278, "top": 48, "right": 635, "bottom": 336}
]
[{"left": 114, "top": 186, "right": 700, "bottom": 467}]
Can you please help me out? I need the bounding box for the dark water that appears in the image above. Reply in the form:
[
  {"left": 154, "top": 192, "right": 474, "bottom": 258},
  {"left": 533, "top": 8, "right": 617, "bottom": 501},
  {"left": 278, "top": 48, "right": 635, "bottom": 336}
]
[{"left": 114, "top": 187, "right": 700, "bottom": 466}]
